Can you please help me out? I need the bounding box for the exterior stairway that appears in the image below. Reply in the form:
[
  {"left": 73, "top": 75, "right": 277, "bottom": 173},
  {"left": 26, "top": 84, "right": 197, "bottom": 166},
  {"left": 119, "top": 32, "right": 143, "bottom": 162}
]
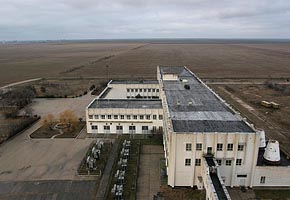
[{"left": 202, "top": 156, "right": 231, "bottom": 200}]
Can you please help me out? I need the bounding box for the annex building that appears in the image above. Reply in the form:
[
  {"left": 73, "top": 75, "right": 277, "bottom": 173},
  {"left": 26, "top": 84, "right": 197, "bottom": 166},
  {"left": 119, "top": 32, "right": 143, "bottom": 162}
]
[{"left": 86, "top": 66, "right": 290, "bottom": 200}]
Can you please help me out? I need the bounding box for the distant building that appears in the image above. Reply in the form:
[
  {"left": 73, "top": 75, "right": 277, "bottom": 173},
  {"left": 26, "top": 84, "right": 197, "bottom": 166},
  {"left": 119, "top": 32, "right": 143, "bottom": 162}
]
[{"left": 86, "top": 66, "right": 290, "bottom": 200}]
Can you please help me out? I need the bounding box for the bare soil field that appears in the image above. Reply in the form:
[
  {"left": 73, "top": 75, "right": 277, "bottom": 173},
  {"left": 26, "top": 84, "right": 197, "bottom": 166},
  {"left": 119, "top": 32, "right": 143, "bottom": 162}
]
[
  {"left": 1, "top": 42, "right": 290, "bottom": 87},
  {"left": 210, "top": 83, "right": 290, "bottom": 155},
  {"left": 0, "top": 42, "right": 143, "bottom": 86}
]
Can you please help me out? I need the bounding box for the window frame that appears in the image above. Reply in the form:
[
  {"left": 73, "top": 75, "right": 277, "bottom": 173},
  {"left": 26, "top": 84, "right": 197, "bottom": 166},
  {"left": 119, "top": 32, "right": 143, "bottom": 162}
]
[
  {"left": 238, "top": 144, "right": 244, "bottom": 151},
  {"left": 260, "top": 176, "right": 266, "bottom": 184},
  {"left": 185, "top": 158, "right": 191, "bottom": 166},
  {"left": 196, "top": 143, "right": 202, "bottom": 151},
  {"left": 225, "top": 160, "right": 232, "bottom": 166},
  {"left": 227, "top": 143, "right": 233, "bottom": 151},
  {"left": 236, "top": 159, "right": 242, "bottom": 166},
  {"left": 195, "top": 158, "right": 201, "bottom": 166},
  {"left": 185, "top": 143, "right": 192, "bottom": 151},
  {"left": 217, "top": 143, "right": 223, "bottom": 151}
]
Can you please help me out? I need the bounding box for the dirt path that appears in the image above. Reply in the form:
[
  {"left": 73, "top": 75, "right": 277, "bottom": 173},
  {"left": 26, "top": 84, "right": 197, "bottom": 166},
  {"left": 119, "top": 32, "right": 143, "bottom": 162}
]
[
  {"left": 216, "top": 86, "right": 290, "bottom": 155},
  {"left": 0, "top": 78, "right": 42, "bottom": 91},
  {"left": 136, "top": 145, "right": 164, "bottom": 200}
]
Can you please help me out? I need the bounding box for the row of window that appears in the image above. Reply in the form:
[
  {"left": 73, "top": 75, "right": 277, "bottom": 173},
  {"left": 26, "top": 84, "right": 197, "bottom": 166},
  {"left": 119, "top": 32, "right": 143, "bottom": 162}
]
[
  {"left": 89, "top": 114, "right": 163, "bottom": 120},
  {"left": 127, "top": 88, "right": 159, "bottom": 93},
  {"left": 185, "top": 143, "right": 244, "bottom": 152},
  {"left": 92, "top": 125, "right": 149, "bottom": 131},
  {"left": 216, "top": 158, "right": 243, "bottom": 166},
  {"left": 184, "top": 158, "right": 243, "bottom": 166}
]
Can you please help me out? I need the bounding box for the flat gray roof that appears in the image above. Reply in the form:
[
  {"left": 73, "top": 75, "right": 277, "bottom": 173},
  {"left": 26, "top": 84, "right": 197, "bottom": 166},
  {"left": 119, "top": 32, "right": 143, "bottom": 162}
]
[
  {"left": 88, "top": 99, "right": 162, "bottom": 109},
  {"left": 160, "top": 66, "right": 255, "bottom": 133},
  {"left": 111, "top": 80, "right": 158, "bottom": 84}
]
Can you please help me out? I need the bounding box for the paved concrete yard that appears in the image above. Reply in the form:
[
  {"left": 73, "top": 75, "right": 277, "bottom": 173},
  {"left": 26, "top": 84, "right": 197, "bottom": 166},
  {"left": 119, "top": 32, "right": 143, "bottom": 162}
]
[
  {"left": 136, "top": 145, "right": 164, "bottom": 200},
  {"left": 0, "top": 180, "right": 97, "bottom": 200},
  {"left": 0, "top": 94, "right": 97, "bottom": 181},
  {"left": 30, "top": 93, "right": 95, "bottom": 119},
  {"left": 0, "top": 128, "right": 94, "bottom": 181}
]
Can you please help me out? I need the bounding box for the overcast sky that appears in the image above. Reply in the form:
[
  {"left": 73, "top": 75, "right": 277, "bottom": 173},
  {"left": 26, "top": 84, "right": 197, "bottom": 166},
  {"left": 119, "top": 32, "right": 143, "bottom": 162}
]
[{"left": 0, "top": 0, "right": 290, "bottom": 40}]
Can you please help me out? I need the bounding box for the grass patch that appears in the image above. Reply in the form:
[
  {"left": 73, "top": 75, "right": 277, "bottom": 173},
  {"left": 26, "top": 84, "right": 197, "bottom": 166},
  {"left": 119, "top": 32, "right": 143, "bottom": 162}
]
[
  {"left": 108, "top": 136, "right": 140, "bottom": 200},
  {"left": 160, "top": 158, "right": 168, "bottom": 185},
  {"left": 254, "top": 189, "right": 290, "bottom": 200},
  {"left": 30, "top": 121, "right": 85, "bottom": 138}
]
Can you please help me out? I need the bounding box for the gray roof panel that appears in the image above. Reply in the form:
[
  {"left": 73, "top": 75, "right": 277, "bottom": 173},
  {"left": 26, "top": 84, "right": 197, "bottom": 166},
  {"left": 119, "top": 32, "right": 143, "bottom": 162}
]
[{"left": 160, "top": 66, "right": 255, "bottom": 133}]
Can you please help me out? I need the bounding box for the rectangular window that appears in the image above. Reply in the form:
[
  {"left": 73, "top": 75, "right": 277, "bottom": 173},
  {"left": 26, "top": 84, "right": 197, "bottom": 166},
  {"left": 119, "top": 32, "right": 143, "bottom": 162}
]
[
  {"left": 185, "top": 158, "right": 191, "bottom": 166},
  {"left": 114, "top": 115, "right": 118, "bottom": 119},
  {"left": 146, "top": 115, "right": 150, "bottom": 120},
  {"left": 144, "top": 89, "right": 147, "bottom": 92},
  {"left": 148, "top": 89, "right": 151, "bottom": 92},
  {"left": 91, "top": 125, "right": 98, "bottom": 130},
  {"left": 153, "top": 115, "right": 157, "bottom": 120},
  {"left": 196, "top": 143, "right": 202, "bottom": 151},
  {"left": 227, "top": 143, "right": 233, "bottom": 151},
  {"left": 156, "top": 89, "right": 159, "bottom": 92},
  {"left": 238, "top": 144, "right": 244, "bottom": 151},
  {"left": 120, "top": 115, "right": 124, "bottom": 119},
  {"left": 116, "top": 126, "right": 123, "bottom": 130},
  {"left": 135, "top": 89, "right": 138, "bottom": 92},
  {"left": 104, "top": 125, "right": 110, "bottom": 130},
  {"left": 101, "top": 115, "right": 105, "bottom": 119},
  {"left": 139, "top": 89, "right": 142, "bottom": 92},
  {"left": 129, "top": 126, "right": 136, "bottom": 130},
  {"left": 142, "top": 126, "right": 148, "bottom": 130},
  {"left": 107, "top": 115, "right": 112, "bottom": 119},
  {"left": 236, "top": 159, "right": 242, "bottom": 166},
  {"left": 139, "top": 115, "right": 144, "bottom": 120},
  {"left": 126, "top": 115, "right": 131, "bottom": 120},
  {"left": 94, "top": 115, "right": 99, "bottom": 119},
  {"left": 237, "top": 175, "right": 247, "bottom": 178},
  {"left": 133, "top": 115, "right": 138, "bottom": 120},
  {"left": 152, "top": 89, "right": 155, "bottom": 92},
  {"left": 186, "top": 143, "right": 192, "bottom": 151},
  {"left": 216, "top": 159, "right": 222, "bottom": 166},
  {"left": 89, "top": 115, "right": 93, "bottom": 119},
  {"left": 127, "top": 89, "right": 130, "bottom": 92},
  {"left": 260, "top": 176, "right": 266, "bottom": 184},
  {"left": 159, "top": 115, "right": 163, "bottom": 120},
  {"left": 225, "top": 160, "right": 232, "bottom": 166},
  {"left": 217, "top": 143, "right": 223, "bottom": 151},
  {"left": 130, "top": 89, "right": 134, "bottom": 92},
  {"left": 195, "top": 159, "right": 201, "bottom": 166}
]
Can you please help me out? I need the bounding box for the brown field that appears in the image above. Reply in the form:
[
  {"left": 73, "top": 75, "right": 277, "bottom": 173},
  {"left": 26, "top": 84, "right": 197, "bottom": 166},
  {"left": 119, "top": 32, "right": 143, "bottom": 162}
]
[
  {"left": 1, "top": 42, "right": 290, "bottom": 87},
  {"left": 210, "top": 83, "right": 290, "bottom": 155}
]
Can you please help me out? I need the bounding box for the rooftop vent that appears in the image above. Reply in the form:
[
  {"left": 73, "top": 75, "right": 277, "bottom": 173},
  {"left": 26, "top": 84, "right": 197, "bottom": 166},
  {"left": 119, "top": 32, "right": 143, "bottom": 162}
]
[
  {"left": 188, "top": 101, "right": 193, "bottom": 106},
  {"left": 257, "top": 128, "right": 266, "bottom": 148},
  {"left": 263, "top": 140, "right": 281, "bottom": 165},
  {"left": 177, "top": 100, "right": 180, "bottom": 106},
  {"left": 184, "top": 84, "right": 190, "bottom": 90}
]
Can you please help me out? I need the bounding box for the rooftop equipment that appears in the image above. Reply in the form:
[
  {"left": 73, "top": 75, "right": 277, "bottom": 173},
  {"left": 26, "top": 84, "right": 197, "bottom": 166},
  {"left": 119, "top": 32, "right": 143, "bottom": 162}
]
[
  {"left": 263, "top": 140, "right": 281, "bottom": 165},
  {"left": 257, "top": 129, "right": 266, "bottom": 148}
]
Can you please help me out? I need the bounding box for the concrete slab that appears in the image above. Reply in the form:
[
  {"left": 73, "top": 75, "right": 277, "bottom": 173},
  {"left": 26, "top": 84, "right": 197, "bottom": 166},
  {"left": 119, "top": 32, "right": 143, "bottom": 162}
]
[{"left": 136, "top": 145, "right": 164, "bottom": 200}]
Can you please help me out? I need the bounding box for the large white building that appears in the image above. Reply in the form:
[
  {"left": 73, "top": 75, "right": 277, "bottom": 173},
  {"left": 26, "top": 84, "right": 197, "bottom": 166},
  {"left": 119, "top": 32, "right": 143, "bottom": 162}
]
[
  {"left": 86, "top": 66, "right": 290, "bottom": 200},
  {"left": 86, "top": 80, "right": 163, "bottom": 134}
]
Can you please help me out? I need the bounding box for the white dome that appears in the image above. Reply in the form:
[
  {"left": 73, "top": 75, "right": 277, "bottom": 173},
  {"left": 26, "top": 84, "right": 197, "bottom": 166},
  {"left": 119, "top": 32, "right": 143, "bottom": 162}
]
[{"left": 263, "top": 140, "right": 281, "bottom": 164}]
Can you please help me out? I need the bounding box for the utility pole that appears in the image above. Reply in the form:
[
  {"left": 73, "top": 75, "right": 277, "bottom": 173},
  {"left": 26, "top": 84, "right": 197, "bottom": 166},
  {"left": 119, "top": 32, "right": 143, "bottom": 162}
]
[{"left": 106, "top": 65, "right": 109, "bottom": 83}]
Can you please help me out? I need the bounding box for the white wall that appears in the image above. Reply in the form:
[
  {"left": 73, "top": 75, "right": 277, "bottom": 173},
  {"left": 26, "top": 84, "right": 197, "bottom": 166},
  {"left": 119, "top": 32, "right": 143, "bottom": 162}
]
[
  {"left": 166, "top": 132, "right": 260, "bottom": 187},
  {"left": 253, "top": 166, "right": 290, "bottom": 187},
  {"left": 104, "top": 83, "right": 160, "bottom": 99},
  {"left": 86, "top": 107, "right": 163, "bottom": 134}
]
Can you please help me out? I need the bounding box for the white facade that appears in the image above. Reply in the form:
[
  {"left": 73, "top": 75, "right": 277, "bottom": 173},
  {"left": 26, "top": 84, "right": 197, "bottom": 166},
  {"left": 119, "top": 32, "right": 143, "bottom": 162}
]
[
  {"left": 85, "top": 66, "right": 290, "bottom": 200},
  {"left": 86, "top": 80, "right": 163, "bottom": 134}
]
